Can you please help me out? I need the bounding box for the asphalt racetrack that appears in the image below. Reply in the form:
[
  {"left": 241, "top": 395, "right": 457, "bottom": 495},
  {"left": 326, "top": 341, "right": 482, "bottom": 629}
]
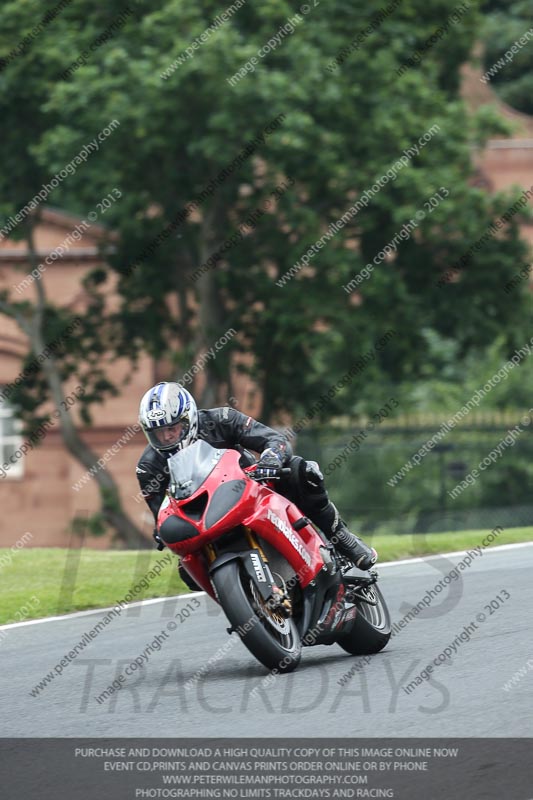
[{"left": 2, "top": 543, "right": 531, "bottom": 737}]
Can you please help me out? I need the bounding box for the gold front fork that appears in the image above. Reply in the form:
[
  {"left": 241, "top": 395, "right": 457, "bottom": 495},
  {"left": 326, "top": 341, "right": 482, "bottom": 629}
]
[
  {"left": 204, "top": 543, "right": 217, "bottom": 564},
  {"left": 204, "top": 529, "right": 267, "bottom": 565},
  {"left": 245, "top": 527, "right": 291, "bottom": 613},
  {"left": 245, "top": 527, "right": 268, "bottom": 562}
]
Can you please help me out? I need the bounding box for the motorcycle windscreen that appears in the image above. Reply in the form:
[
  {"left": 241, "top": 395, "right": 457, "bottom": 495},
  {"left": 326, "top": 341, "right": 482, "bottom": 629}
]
[{"left": 167, "top": 440, "right": 226, "bottom": 499}]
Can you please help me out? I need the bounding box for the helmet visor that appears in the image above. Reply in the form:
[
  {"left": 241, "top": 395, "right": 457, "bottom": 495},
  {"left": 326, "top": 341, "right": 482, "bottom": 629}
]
[{"left": 146, "top": 419, "right": 190, "bottom": 451}]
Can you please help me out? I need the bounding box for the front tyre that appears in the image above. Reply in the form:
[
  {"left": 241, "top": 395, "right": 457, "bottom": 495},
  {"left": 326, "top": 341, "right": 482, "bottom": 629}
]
[
  {"left": 211, "top": 560, "right": 301, "bottom": 673},
  {"left": 336, "top": 583, "right": 391, "bottom": 655}
]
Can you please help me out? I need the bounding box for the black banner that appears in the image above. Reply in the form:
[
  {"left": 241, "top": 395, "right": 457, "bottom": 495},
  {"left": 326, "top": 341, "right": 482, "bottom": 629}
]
[{"left": 2, "top": 738, "right": 532, "bottom": 799}]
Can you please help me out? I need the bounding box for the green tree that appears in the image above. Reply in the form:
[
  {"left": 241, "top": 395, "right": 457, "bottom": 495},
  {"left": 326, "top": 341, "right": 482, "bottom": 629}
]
[
  {"left": 0, "top": 3, "right": 144, "bottom": 544},
  {"left": 0, "top": 0, "right": 531, "bottom": 438},
  {"left": 480, "top": 0, "right": 533, "bottom": 113}
]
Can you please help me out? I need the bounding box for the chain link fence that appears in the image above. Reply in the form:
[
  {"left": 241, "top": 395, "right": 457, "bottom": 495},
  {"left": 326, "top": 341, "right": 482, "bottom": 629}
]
[{"left": 295, "top": 423, "right": 533, "bottom": 535}]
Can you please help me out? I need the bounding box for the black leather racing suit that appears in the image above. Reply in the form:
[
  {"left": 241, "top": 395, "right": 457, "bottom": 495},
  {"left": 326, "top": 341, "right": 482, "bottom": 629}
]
[{"left": 136, "top": 406, "right": 340, "bottom": 537}]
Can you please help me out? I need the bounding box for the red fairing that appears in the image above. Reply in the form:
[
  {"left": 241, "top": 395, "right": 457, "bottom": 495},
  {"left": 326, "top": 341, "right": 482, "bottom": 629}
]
[
  {"left": 157, "top": 448, "right": 324, "bottom": 590},
  {"left": 240, "top": 492, "right": 324, "bottom": 587},
  {"left": 179, "top": 552, "right": 217, "bottom": 602}
]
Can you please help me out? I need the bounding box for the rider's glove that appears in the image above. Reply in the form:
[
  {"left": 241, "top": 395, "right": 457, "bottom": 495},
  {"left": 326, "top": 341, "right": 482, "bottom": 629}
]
[
  {"left": 152, "top": 528, "right": 165, "bottom": 550},
  {"left": 254, "top": 448, "right": 283, "bottom": 480}
]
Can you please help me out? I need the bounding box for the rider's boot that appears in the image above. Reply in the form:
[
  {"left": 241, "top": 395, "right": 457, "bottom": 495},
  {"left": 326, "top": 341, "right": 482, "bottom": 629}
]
[
  {"left": 315, "top": 500, "right": 377, "bottom": 570},
  {"left": 329, "top": 515, "right": 377, "bottom": 570}
]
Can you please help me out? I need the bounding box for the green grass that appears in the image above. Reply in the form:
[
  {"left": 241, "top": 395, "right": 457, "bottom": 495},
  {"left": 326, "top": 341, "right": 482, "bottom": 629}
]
[
  {"left": 1, "top": 526, "right": 531, "bottom": 625},
  {"left": 0, "top": 548, "right": 188, "bottom": 625},
  {"left": 362, "top": 526, "right": 533, "bottom": 562}
]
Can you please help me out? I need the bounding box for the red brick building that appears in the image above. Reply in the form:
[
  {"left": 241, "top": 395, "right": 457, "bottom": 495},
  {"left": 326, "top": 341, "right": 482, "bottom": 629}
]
[{"left": 0, "top": 208, "right": 155, "bottom": 546}]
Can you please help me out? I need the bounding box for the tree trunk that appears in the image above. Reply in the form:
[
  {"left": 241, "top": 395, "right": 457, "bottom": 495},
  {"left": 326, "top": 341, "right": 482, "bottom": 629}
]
[
  {"left": 195, "top": 213, "right": 227, "bottom": 407},
  {"left": 9, "top": 223, "right": 147, "bottom": 547}
]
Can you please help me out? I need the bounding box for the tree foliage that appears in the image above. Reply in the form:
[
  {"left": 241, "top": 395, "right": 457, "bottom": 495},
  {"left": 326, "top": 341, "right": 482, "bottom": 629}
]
[
  {"left": 0, "top": 0, "right": 531, "bottom": 436},
  {"left": 480, "top": 0, "right": 533, "bottom": 114}
]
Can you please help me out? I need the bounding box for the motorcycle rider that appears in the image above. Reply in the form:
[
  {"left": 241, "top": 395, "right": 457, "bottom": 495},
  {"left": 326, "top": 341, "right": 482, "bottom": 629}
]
[{"left": 136, "top": 383, "right": 377, "bottom": 580}]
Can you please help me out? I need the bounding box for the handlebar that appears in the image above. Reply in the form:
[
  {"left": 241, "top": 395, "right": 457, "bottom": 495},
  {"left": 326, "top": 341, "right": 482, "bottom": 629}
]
[{"left": 244, "top": 465, "right": 292, "bottom": 481}]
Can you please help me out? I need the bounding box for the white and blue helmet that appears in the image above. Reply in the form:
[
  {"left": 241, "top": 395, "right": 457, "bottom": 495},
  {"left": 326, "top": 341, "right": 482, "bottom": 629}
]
[{"left": 139, "top": 382, "right": 198, "bottom": 453}]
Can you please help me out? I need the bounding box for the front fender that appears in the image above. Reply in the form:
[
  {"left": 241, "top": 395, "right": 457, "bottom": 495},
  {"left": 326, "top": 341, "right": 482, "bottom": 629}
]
[{"left": 209, "top": 550, "right": 275, "bottom": 602}]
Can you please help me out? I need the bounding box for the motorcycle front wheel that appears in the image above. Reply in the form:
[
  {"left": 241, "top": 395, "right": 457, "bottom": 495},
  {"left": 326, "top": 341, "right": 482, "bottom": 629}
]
[{"left": 211, "top": 560, "right": 301, "bottom": 673}]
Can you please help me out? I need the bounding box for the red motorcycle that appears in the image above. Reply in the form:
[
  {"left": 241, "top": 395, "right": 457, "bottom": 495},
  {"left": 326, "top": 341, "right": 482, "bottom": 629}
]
[{"left": 157, "top": 440, "right": 391, "bottom": 673}]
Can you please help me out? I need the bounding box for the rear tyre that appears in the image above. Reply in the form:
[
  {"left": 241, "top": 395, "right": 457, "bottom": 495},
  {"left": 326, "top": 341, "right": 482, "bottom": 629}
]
[
  {"left": 211, "top": 560, "right": 301, "bottom": 673},
  {"left": 336, "top": 583, "right": 391, "bottom": 655}
]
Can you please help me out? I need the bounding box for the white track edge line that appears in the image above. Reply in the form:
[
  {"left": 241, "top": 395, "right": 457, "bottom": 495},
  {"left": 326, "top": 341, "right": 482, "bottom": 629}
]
[
  {"left": 377, "top": 540, "right": 533, "bottom": 567},
  {"left": 2, "top": 541, "right": 532, "bottom": 630},
  {"left": 0, "top": 591, "right": 204, "bottom": 631}
]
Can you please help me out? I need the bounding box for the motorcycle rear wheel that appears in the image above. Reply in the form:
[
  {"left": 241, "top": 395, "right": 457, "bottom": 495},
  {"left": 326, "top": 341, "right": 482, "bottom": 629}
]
[
  {"left": 212, "top": 560, "right": 301, "bottom": 673},
  {"left": 336, "top": 583, "right": 391, "bottom": 655}
]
